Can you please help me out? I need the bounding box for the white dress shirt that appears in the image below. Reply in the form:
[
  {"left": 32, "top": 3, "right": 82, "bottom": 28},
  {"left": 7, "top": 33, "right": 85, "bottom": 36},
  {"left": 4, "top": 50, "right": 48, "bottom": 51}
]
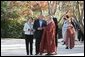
[
  {"left": 23, "top": 22, "right": 33, "bottom": 35},
  {"left": 39, "top": 20, "right": 43, "bottom": 27}
]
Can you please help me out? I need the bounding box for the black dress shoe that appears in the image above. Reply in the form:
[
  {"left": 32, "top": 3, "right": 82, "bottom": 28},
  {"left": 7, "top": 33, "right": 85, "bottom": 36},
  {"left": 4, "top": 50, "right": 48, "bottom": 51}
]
[
  {"left": 35, "top": 54, "right": 38, "bottom": 55},
  {"left": 35, "top": 53, "right": 39, "bottom": 55},
  {"left": 70, "top": 48, "right": 72, "bottom": 49},
  {"left": 46, "top": 53, "right": 54, "bottom": 55},
  {"left": 40, "top": 53, "right": 42, "bottom": 55},
  {"left": 27, "top": 53, "right": 29, "bottom": 55},
  {"left": 30, "top": 54, "right": 33, "bottom": 55},
  {"left": 66, "top": 46, "right": 68, "bottom": 49},
  {"left": 46, "top": 53, "right": 50, "bottom": 55}
]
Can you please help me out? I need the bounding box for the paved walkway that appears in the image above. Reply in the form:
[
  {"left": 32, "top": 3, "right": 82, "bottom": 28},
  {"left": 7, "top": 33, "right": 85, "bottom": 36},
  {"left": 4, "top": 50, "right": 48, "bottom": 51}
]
[{"left": 1, "top": 38, "right": 84, "bottom": 56}]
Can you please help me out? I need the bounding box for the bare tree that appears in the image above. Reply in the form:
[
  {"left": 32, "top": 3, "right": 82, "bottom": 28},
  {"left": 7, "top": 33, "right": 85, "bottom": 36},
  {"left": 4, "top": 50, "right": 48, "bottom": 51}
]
[{"left": 47, "top": 1, "right": 57, "bottom": 16}]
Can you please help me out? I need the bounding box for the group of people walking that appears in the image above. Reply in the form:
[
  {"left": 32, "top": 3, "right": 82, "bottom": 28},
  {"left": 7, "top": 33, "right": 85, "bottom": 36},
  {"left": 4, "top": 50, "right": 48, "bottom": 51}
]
[{"left": 23, "top": 14, "right": 83, "bottom": 55}]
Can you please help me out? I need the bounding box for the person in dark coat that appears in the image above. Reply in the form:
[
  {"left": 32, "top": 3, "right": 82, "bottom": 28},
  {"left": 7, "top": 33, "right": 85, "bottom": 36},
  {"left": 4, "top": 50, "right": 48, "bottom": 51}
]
[
  {"left": 33, "top": 15, "right": 47, "bottom": 55},
  {"left": 53, "top": 17, "right": 58, "bottom": 47}
]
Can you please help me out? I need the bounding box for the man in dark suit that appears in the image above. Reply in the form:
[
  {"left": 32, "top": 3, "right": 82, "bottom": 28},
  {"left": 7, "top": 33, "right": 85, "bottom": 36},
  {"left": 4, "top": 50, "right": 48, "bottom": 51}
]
[
  {"left": 53, "top": 17, "right": 58, "bottom": 47},
  {"left": 33, "top": 15, "right": 47, "bottom": 55}
]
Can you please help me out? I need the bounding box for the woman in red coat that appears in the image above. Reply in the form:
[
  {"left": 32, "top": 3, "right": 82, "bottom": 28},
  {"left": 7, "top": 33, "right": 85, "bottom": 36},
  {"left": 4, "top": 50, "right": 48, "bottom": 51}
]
[{"left": 40, "top": 16, "right": 57, "bottom": 55}]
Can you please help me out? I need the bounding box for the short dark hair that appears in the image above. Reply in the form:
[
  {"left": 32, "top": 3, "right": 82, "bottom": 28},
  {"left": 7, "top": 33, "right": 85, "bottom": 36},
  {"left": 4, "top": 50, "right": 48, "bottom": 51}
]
[{"left": 66, "top": 15, "right": 69, "bottom": 18}]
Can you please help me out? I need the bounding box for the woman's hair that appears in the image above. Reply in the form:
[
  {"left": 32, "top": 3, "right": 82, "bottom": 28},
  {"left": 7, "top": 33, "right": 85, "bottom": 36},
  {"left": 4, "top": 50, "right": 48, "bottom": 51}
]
[{"left": 27, "top": 17, "right": 33, "bottom": 21}]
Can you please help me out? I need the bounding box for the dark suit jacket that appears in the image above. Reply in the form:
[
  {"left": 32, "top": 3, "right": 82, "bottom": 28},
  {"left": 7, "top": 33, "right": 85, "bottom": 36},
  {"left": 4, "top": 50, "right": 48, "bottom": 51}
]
[
  {"left": 33, "top": 19, "right": 47, "bottom": 30},
  {"left": 53, "top": 17, "right": 58, "bottom": 35},
  {"left": 53, "top": 17, "right": 58, "bottom": 46},
  {"left": 33, "top": 19, "right": 47, "bottom": 39}
]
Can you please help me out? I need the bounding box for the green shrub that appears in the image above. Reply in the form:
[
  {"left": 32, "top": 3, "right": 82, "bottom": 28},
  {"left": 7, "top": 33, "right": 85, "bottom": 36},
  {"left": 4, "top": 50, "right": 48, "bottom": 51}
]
[{"left": 1, "top": 19, "right": 25, "bottom": 38}]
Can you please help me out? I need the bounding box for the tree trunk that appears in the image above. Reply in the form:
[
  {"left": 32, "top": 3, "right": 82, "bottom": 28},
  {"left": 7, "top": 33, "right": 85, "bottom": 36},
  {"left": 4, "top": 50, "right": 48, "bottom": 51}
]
[
  {"left": 58, "top": 10, "right": 69, "bottom": 24},
  {"left": 72, "top": 1, "right": 84, "bottom": 34},
  {"left": 77, "top": 1, "right": 84, "bottom": 34},
  {"left": 40, "top": 9, "right": 43, "bottom": 15},
  {"left": 48, "top": 1, "right": 51, "bottom": 15},
  {"left": 47, "top": 1, "right": 57, "bottom": 16}
]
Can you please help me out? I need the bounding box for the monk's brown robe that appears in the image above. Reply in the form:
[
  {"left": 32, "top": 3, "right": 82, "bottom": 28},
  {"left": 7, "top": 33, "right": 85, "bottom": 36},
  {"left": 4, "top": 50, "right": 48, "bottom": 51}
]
[
  {"left": 40, "top": 21, "right": 57, "bottom": 54},
  {"left": 65, "top": 24, "right": 75, "bottom": 49}
]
